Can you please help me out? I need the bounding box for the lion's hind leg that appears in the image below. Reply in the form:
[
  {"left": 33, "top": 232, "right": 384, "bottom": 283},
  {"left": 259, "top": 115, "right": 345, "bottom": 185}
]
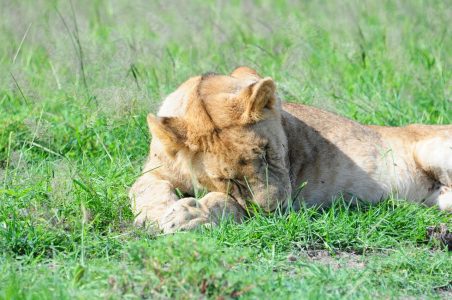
[
  {"left": 437, "top": 186, "right": 452, "bottom": 211},
  {"left": 425, "top": 186, "right": 452, "bottom": 211},
  {"left": 415, "top": 135, "right": 452, "bottom": 187},
  {"left": 414, "top": 128, "right": 452, "bottom": 211}
]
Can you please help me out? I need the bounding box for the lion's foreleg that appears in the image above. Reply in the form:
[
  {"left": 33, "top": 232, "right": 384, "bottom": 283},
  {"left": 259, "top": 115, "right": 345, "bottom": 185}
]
[{"left": 129, "top": 173, "right": 179, "bottom": 227}]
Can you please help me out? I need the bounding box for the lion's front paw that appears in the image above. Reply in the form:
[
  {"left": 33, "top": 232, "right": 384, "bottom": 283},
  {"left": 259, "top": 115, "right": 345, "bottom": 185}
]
[
  {"left": 132, "top": 205, "right": 168, "bottom": 230},
  {"left": 133, "top": 214, "right": 161, "bottom": 233},
  {"left": 159, "top": 198, "right": 211, "bottom": 233}
]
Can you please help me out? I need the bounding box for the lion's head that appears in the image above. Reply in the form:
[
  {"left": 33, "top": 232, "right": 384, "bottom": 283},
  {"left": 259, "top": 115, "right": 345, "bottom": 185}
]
[{"left": 147, "top": 67, "right": 292, "bottom": 211}]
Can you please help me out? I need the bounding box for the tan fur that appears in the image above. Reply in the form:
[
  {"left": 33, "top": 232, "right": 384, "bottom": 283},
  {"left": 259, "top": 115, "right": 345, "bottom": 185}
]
[{"left": 130, "top": 67, "right": 452, "bottom": 233}]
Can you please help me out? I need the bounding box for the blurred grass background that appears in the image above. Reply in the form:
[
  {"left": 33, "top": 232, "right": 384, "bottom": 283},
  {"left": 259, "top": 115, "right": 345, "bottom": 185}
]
[{"left": 0, "top": 0, "right": 451, "bottom": 299}]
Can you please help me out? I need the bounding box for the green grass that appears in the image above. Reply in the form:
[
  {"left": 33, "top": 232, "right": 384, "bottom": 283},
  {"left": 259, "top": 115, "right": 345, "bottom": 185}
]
[{"left": 1, "top": 0, "right": 451, "bottom": 299}]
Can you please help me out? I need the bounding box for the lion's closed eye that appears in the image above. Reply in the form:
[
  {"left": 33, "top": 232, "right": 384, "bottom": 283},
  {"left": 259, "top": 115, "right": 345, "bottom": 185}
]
[{"left": 238, "top": 158, "right": 247, "bottom": 166}]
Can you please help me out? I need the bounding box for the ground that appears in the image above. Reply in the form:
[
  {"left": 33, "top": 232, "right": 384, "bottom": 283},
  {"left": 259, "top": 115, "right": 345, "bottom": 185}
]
[{"left": 0, "top": 0, "right": 451, "bottom": 299}]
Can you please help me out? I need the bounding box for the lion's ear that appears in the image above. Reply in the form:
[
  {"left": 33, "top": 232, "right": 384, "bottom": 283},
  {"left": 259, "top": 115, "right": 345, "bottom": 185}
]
[
  {"left": 147, "top": 113, "right": 187, "bottom": 155},
  {"left": 238, "top": 77, "right": 276, "bottom": 124},
  {"left": 230, "top": 66, "right": 262, "bottom": 81}
]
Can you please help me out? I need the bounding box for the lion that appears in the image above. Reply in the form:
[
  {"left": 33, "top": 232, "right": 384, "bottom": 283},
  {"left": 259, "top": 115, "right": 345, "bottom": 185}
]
[{"left": 129, "top": 67, "right": 452, "bottom": 233}]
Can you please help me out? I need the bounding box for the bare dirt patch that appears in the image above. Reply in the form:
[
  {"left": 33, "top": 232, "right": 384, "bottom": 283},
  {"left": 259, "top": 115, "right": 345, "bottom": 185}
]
[{"left": 288, "top": 250, "right": 366, "bottom": 270}]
